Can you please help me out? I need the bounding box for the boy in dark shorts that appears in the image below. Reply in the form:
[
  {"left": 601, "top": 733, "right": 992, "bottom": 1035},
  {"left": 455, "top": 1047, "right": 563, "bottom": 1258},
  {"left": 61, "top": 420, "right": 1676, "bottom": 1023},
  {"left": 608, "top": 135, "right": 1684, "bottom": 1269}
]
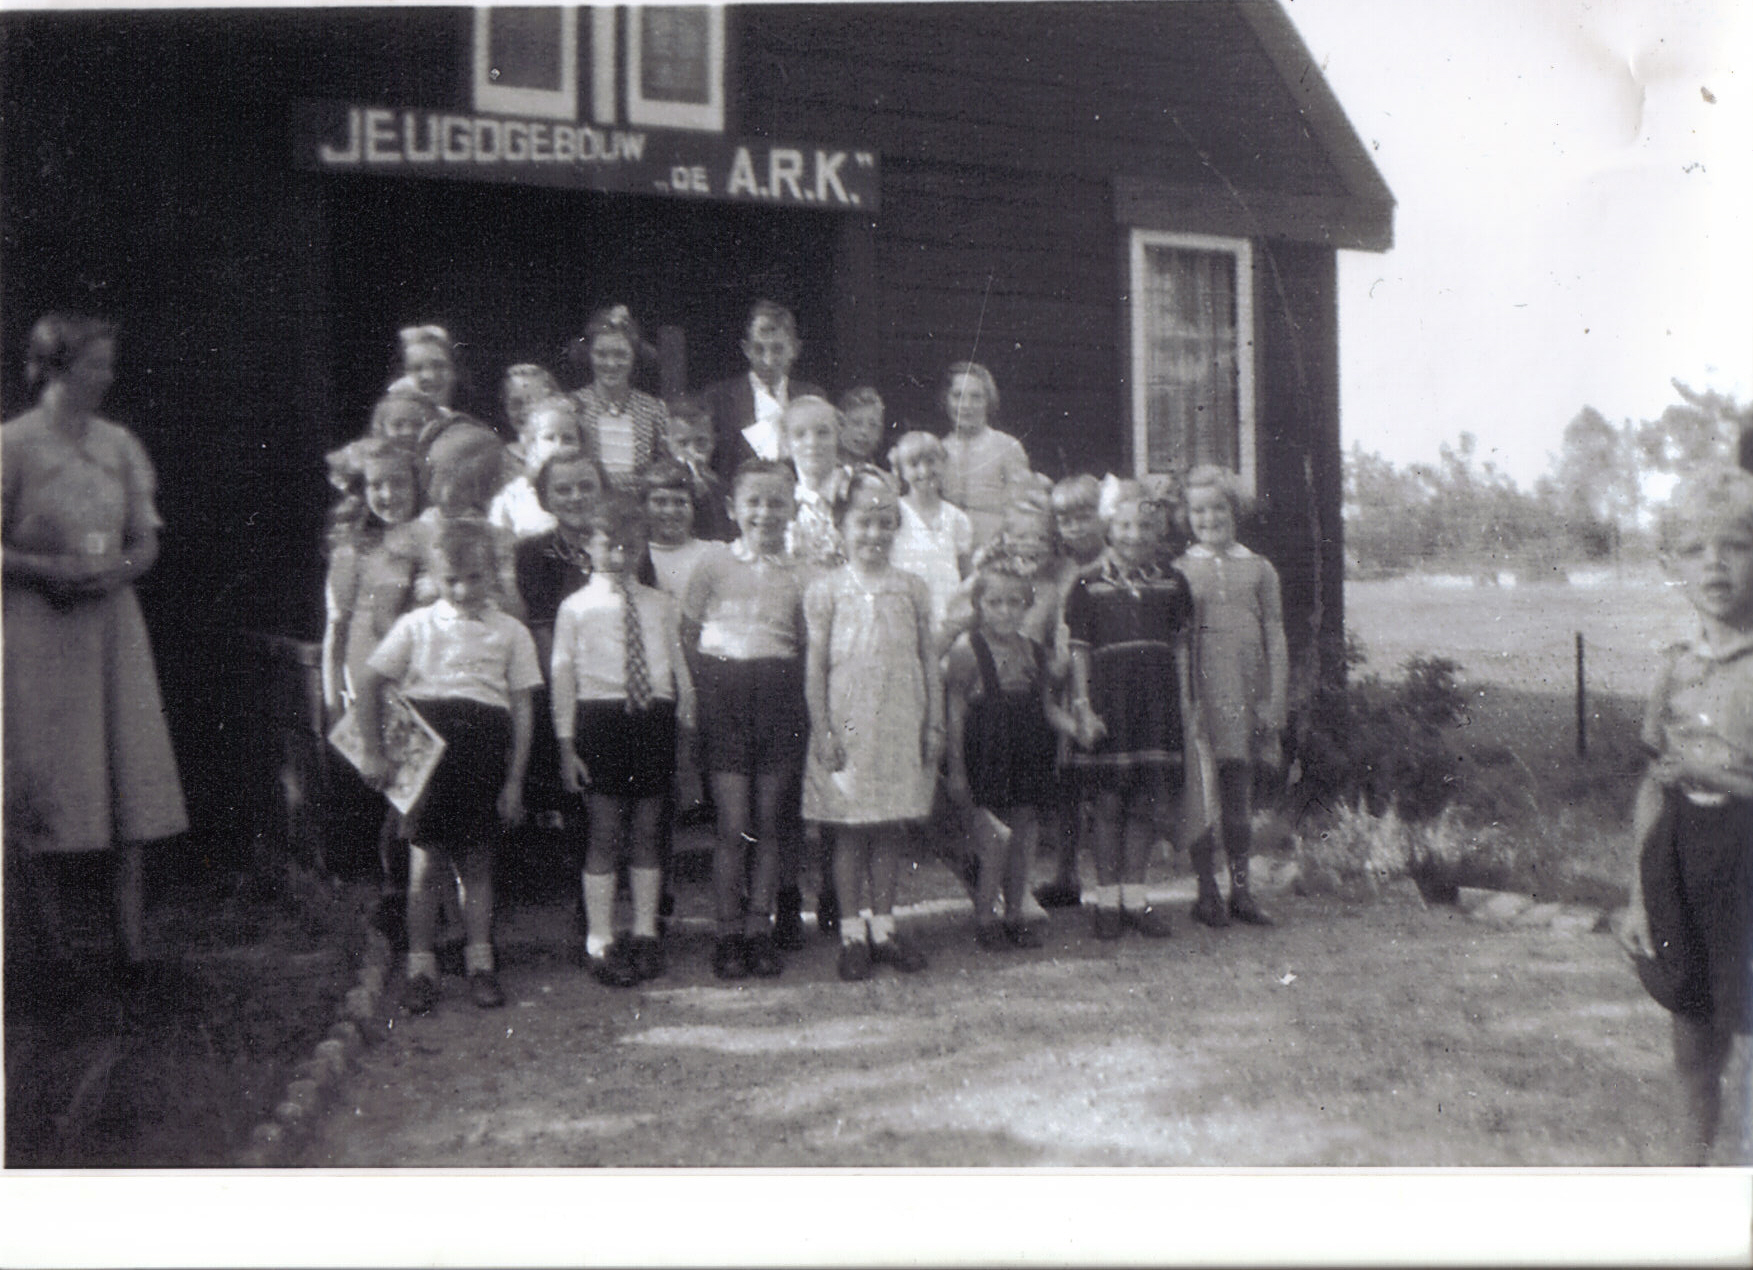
[{"left": 1619, "top": 464, "right": 1753, "bottom": 1163}]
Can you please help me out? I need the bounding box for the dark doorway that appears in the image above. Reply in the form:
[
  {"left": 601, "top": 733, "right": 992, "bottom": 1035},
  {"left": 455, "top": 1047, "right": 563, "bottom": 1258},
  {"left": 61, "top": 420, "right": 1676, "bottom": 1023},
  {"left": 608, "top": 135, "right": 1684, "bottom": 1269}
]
[{"left": 325, "top": 177, "right": 843, "bottom": 441}]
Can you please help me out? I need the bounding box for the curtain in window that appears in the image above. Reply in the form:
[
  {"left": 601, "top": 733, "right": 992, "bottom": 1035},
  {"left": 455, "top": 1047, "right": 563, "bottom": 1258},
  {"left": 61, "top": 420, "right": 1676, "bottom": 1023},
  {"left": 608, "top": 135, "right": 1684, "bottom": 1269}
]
[{"left": 1140, "top": 245, "right": 1239, "bottom": 474}]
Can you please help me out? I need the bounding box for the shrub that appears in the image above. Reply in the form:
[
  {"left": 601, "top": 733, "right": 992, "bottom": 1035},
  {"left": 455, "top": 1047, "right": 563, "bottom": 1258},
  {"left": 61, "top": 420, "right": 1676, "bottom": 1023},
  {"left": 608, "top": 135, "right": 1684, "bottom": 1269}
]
[
  {"left": 1294, "top": 802, "right": 1516, "bottom": 903},
  {"left": 1288, "top": 650, "right": 1465, "bottom": 823}
]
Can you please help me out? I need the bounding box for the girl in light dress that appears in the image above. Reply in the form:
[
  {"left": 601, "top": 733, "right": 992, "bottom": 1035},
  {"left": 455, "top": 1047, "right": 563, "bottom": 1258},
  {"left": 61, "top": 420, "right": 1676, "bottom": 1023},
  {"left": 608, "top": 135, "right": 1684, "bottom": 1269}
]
[
  {"left": 1175, "top": 465, "right": 1288, "bottom": 928},
  {"left": 938, "top": 361, "right": 1030, "bottom": 550},
  {"left": 321, "top": 437, "right": 421, "bottom": 721},
  {"left": 888, "top": 430, "right": 972, "bottom": 648},
  {"left": 802, "top": 468, "right": 944, "bottom": 980}
]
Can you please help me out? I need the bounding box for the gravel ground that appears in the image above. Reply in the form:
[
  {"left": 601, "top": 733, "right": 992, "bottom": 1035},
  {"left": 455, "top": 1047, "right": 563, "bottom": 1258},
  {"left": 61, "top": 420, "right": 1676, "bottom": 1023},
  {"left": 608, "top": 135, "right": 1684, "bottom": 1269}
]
[{"left": 296, "top": 861, "right": 1709, "bottom": 1168}]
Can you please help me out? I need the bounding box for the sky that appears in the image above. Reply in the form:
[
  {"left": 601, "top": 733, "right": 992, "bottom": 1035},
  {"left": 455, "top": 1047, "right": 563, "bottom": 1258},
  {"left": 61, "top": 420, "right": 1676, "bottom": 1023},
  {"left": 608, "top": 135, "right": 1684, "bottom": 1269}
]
[{"left": 1281, "top": 0, "right": 1752, "bottom": 488}]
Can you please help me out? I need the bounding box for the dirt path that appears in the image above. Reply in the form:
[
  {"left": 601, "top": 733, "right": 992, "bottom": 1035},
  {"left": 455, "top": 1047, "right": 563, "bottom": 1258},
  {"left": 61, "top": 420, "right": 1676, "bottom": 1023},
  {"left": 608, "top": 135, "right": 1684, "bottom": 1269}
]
[{"left": 298, "top": 880, "right": 1686, "bottom": 1167}]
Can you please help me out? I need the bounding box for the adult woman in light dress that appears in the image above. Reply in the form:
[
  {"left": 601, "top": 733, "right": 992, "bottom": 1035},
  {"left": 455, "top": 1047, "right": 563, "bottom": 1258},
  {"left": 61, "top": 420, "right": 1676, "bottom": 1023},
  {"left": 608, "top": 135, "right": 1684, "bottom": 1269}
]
[
  {"left": 939, "top": 361, "right": 1030, "bottom": 549},
  {"left": 3, "top": 313, "right": 188, "bottom": 974},
  {"left": 567, "top": 304, "right": 671, "bottom": 495}
]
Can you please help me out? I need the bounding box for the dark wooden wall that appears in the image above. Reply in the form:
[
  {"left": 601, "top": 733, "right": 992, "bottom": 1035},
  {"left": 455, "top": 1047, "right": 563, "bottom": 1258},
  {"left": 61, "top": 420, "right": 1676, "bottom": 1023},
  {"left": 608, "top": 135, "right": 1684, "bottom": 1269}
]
[{"left": 3, "top": 3, "right": 1365, "bottom": 838}]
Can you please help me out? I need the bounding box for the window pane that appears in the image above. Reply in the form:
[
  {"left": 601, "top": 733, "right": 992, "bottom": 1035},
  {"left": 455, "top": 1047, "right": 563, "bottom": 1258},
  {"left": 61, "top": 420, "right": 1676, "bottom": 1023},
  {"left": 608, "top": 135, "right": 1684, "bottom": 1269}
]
[
  {"left": 487, "top": 8, "right": 564, "bottom": 93},
  {"left": 1141, "top": 244, "right": 1239, "bottom": 474},
  {"left": 639, "top": 7, "right": 713, "bottom": 106}
]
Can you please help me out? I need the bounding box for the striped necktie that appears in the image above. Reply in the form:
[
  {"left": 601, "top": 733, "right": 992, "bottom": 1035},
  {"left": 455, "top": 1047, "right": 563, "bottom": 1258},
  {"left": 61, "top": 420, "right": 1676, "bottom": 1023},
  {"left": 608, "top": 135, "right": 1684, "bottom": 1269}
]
[{"left": 618, "top": 572, "right": 653, "bottom": 712}]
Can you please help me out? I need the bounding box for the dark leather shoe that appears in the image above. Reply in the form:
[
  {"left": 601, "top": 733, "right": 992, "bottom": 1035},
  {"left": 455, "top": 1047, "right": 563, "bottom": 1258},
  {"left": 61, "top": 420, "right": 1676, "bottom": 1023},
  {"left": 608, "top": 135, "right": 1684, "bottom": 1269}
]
[
  {"left": 590, "top": 944, "right": 640, "bottom": 988},
  {"left": 1033, "top": 880, "right": 1083, "bottom": 909},
  {"left": 1191, "top": 890, "right": 1231, "bottom": 928},
  {"left": 1124, "top": 905, "right": 1173, "bottom": 938},
  {"left": 975, "top": 921, "right": 1008, "bottom": 951},
  {"left": 405, "top": 973, "right": 439, "bottom": 1015},
  {"left": 468, "top": 970, "right": 505, "bottom": 1008},
  {"left": 629, "top": 936, "right": 666, "bottom": 981},
  {"left": 1004, "top": 920, "right": 1045, "bottom": 949},
  {"left": 837, "top": 939, "right": 873, "bottom": 981},
  {"left": 1092, "top": 907, "right": 1124, "bottom": 941},
  {"left": 744, "top": 932, "right": 784, "bottom": 978},
  {"left": 870, "top": 936, "right": 927, "bottom": 973},
  {"left": 712, "top": 935, "right": 749, "bottom": 981},
  {"left": 1229, "top": 889, "right": 1275, "bottom": 926}
]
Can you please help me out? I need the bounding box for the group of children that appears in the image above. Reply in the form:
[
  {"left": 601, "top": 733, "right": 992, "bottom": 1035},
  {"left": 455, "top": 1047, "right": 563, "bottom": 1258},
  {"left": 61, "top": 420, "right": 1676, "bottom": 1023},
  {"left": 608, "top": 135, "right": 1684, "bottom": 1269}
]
[
  {"left": 319, "top": 335, "right": 1294, "bottom": 1013},
  {"left": 315, "top": 323, "right": 1753, "bottom": 1165}
]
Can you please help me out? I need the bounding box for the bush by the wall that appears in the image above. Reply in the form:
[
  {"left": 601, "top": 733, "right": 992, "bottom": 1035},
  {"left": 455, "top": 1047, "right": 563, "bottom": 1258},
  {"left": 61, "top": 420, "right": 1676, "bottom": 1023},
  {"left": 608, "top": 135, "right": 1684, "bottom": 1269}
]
[{"left": 1288, "top": 648, "right": 1466, "bottom": 823}]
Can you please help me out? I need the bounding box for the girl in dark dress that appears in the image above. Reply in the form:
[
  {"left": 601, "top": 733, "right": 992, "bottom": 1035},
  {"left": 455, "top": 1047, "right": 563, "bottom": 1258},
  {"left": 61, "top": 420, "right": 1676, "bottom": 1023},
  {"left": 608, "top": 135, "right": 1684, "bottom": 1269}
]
[
  {"left": 1063, "top": 482, "right": 1196, "bottom": 942},
  {"left": 944, "top": 551, "right": 1079, "bottom": 950}
]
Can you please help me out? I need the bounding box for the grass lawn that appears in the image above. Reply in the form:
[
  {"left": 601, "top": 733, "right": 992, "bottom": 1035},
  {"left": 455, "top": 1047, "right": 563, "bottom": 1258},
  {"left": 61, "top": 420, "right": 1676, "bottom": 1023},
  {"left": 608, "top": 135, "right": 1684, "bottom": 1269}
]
[{"left": 1339, "top": 571, "right": 1696, "bottom": 907}]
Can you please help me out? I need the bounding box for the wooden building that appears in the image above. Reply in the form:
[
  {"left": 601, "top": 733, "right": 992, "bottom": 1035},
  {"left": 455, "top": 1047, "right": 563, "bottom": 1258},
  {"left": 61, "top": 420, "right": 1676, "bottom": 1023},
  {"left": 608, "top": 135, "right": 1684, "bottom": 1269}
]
[{"left": 1, "top": 3, "right": 1392, "bottom": 854}]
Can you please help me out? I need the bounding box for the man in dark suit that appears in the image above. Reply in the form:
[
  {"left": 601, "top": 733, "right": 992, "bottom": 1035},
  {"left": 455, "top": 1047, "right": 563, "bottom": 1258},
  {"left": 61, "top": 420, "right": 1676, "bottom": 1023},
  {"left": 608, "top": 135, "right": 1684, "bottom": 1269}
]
[{"left": 701, "top": 300, "right": 825, "bottom": 482}]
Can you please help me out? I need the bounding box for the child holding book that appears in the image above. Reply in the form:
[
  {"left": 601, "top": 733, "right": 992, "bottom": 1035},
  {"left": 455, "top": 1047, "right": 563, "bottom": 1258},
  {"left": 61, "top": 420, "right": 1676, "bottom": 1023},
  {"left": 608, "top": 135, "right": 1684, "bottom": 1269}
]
[{"left": 355, "top": 519, "right": 541, "bottom": 1013}]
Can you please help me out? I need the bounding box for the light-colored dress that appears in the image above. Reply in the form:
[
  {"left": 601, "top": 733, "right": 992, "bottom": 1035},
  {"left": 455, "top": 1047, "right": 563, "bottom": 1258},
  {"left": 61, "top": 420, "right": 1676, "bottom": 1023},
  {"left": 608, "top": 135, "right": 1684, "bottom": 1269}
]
[
  {"left": 941, "top": 425, "right": 1030, "bottom": 548},
  {"left": 1175, "top": 542, "right": 1286, "bottom": 763},
  {"left": 891, "top": 497, "right": 971, "bottom": 636},
  {"left": 3, "top": 413, "right": 188, "bottom": 853},
  {"left": 802, "top": 565, "right": 935, "bottom": 824}
]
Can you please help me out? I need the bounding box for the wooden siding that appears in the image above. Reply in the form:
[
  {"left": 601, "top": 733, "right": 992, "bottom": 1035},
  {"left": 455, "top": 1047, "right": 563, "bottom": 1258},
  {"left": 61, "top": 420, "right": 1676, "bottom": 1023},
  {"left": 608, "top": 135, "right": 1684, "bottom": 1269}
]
[
  {"left": 737, "top": 3, "right": 1347, "bottom": 195},
  {"left": 2, "top": 3, "right": 1381, "bottom": 837}
]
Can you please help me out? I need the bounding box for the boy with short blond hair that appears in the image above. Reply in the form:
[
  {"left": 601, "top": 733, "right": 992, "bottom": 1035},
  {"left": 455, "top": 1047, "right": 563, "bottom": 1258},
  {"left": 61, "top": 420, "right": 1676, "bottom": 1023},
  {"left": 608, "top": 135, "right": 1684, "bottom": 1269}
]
[{"left": 1620, "top": 464, "right": 1753, "bottom": 1163}]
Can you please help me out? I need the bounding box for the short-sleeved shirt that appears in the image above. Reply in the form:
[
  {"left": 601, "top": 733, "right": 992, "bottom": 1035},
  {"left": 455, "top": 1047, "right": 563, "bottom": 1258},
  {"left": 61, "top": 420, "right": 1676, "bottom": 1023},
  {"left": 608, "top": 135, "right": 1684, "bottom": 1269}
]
[
  {"left": 367, "top": 599, "right": 542, "bottom": 711},
  {"left": 682, "top": 542, "right": 808, "bottom": 660},
  {"left": 649, "top": 538, "right": 720, "bottom": 600},
  {"left": 552, "top": 573, "right": 683, "bottom": 705},
  {"left": 1644, "top": 626, "right": 1753, "bottom": 803}
]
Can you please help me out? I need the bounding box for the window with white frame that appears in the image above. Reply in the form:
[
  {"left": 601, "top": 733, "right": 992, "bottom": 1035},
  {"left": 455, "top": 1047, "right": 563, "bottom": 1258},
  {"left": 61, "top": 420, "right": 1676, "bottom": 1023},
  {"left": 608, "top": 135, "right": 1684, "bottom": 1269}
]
[
  {"left": 473, "top": 7, "right": 580, "bottom": 121},
  {"left": 1128, "top": 229, "right": 1255, "bottom": 491},
  {"left": 626, "top": 6, "right": 725, "bottom": 132}
]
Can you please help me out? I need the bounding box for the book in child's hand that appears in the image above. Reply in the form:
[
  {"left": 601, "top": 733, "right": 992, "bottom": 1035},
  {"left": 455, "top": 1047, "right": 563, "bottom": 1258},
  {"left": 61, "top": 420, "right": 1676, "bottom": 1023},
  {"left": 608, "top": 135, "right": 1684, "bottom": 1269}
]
[{"left": 328, "top": 691, "right": 446, "bottom": 816}]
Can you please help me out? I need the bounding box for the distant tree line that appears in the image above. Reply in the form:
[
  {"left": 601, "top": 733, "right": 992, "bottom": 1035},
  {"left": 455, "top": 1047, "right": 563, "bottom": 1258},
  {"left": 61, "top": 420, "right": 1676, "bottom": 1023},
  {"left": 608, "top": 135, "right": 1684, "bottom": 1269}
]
[{"left": 1344, "top": 381, "right": 1753, "bottom": 577}]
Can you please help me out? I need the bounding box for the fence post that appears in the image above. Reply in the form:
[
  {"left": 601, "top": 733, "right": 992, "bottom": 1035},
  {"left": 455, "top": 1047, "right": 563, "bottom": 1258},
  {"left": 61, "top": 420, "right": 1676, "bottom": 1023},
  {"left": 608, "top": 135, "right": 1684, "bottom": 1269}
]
[{"left": 1575, "top": 632, "right": 1587, "bottom": 758}]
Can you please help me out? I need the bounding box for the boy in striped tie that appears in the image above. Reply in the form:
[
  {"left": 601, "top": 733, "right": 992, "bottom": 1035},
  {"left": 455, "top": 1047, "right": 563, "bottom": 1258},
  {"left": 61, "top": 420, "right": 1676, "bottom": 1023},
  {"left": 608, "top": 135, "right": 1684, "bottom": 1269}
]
[{"left": 552, "top": 494, "right": 695, "bottom": 987}]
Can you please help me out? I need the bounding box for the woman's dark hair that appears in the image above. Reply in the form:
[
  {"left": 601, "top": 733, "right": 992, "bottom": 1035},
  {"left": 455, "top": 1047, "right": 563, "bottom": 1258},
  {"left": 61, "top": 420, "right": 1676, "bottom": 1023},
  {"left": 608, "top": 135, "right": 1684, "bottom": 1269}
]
[
  {"left": 26, "top": 312, "right": 118, "bottom": 391},
  {"left": 729, "top": 457, "right": 795, "bottom": 501},
  {"left": 566, "top": 304, "right": 657, "bottom": 378},
  {"left": 533, "top": 448, "right": 610, "bottom": 514}
]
